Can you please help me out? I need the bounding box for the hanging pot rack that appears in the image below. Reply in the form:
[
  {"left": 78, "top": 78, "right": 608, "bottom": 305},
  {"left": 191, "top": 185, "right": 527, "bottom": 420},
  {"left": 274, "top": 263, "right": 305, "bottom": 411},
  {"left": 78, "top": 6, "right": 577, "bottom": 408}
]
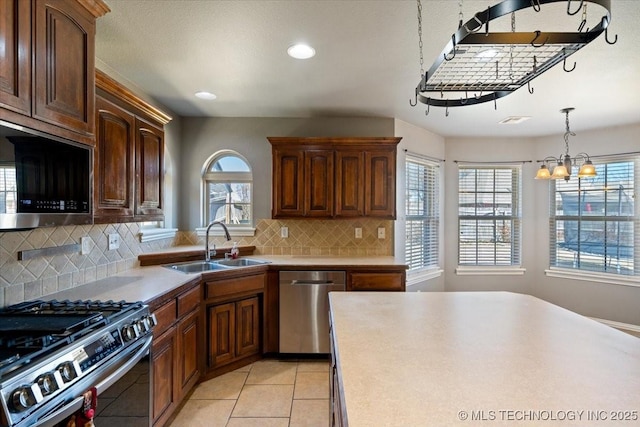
[{"left": 410, "top": 0, "right": 616, "bottom": 110}]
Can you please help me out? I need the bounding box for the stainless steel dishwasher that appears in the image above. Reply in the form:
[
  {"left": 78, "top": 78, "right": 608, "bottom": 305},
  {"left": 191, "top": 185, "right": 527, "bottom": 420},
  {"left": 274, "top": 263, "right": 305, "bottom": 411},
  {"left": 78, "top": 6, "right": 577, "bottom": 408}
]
[{"left": 279, "top": 270, "right": 346, "bottom": 354}]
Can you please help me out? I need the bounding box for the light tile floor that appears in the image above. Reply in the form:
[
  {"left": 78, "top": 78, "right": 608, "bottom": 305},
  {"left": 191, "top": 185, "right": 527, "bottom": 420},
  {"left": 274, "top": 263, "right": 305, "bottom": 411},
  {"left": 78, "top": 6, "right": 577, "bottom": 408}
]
[{"left": 169, "top": 359, "right": 330, "bottom": 427}]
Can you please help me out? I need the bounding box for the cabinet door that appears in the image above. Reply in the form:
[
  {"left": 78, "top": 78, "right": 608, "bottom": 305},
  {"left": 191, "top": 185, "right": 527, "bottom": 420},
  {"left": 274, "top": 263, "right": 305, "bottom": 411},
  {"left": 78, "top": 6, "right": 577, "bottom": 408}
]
[
  {"left": 272, "top": 148, "right": 305, "bottom": 217},
  {"left": 335, "top": 150, "right": 364, "bottom": 217},
  {"left": 0, "top": 0, "right": 30, "bottom": 115},
  {"left": 135, "top": 117, "right": 164, "bottom": 219},
  {"left": 364, "top": 150, "right": 396, "bottom": 218},
  {"left": 33, "top": 0, "right": 95, "bottom": 135},
  {"left": 94, "top": 95, "right": 135, "bottom": 222},
  {"left": 304, "top": 150, "right": 334, "bottom": 217},
  {"left": 177, "top": 308, "right": 201, "bottom": 399},
  {"left": 208, "top": 302, "right": 236, "bottom": 368},
  {"left": 151, "top": 326, "right": 178, "bottom": 426},
  {"left": 235, "top": 297, "right": 260, "bottom": 357}
]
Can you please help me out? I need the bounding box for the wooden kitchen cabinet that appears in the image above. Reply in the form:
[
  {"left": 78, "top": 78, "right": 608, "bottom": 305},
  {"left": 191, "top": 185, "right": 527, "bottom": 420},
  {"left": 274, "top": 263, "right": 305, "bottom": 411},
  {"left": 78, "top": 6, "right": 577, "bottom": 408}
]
[
  {"left": 347, "top": 270, "right": 406, "bottom": 291},
  {"left": 150, "top": 279, "right": 202, "bottom": 427},
  {"left": 204, "top": 270, "right": 265, "bottom": 378},
  {"left": 268, "top": 137, "right": 400, "bottom": 219},
  {"left": 94, "top": 70, "right": 171, "bottom": 223},
  {"left": 0, "top": 0, "right": 109, "bottom": 145}
]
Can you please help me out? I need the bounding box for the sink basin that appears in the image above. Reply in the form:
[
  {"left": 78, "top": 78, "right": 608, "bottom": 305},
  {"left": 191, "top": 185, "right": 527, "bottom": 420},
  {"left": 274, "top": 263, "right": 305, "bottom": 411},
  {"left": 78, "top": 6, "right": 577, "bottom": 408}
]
[
  {"left": 164, "top": 261, "right": 233, "bottom": 274},
  {"left": 215, "top": 258, "right": 271, "bottom": 267}
]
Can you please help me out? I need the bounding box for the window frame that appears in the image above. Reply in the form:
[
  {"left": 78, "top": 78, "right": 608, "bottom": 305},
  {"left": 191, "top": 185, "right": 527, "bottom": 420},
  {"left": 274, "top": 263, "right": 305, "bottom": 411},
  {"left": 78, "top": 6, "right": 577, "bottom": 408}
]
[
  {"left": 200, "top": 150, "right": 255, "bottom": 236},
  {"left": 404, "top": 153, "right": 441, "bottom": 275},
  {"left": 457, "top": 164, "right": 523, "bottom": 270},
  {"left": 547, "top": 155, "right": 639, "bottom": 283}
]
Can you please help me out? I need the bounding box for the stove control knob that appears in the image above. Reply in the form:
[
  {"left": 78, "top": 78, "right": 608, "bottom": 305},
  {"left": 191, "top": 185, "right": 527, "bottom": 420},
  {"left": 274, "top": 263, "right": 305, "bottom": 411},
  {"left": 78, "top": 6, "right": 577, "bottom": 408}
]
[
  {"left": 11, "top": 384, "right": 43, "bottom": 412},
  {"left": 58, "top": 361, "right": 82, "bottom": 383},
  {"left": 148, "top": 313, "right": 158, "bottom": 328},
  {"left": 37, "top": 371, "right": 64, "bottom": 395},
  {"left": 136, "top": 319, "right": 148, "bottom": 333},
  {"left": 122, "top": 324, "right": 138, "bottom": 342}
]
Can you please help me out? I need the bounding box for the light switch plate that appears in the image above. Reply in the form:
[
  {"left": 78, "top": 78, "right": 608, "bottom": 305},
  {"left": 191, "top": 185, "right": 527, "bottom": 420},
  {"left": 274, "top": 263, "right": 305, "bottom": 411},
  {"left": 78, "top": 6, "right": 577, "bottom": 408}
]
[
  {"left": 80, "top": 237, "right": 91, "bottom": 255},
  {"left": 281, "top": 227, "right": 289, "bottom": 238},
  {"left": 377, "top": 227, "right": 386, "bottom": 239},
  {"left": 108, "top": 233, "right": 120, "bottom": 250},
  {"left": 355, "top": 227, "right": 362, "bottom": 239}
]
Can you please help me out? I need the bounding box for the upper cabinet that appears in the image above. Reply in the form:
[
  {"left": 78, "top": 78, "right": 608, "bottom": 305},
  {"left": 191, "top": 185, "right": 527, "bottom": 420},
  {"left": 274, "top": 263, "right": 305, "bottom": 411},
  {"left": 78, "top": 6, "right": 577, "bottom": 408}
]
[
  {"left": 268, "top": 137, "right": 401, "bottom": 219},
  {"left": 94, "top": 70, "right": 171, "bottom": 223},
  {"left": 0, "top": 0, "right": 110, "bottom": 146}
]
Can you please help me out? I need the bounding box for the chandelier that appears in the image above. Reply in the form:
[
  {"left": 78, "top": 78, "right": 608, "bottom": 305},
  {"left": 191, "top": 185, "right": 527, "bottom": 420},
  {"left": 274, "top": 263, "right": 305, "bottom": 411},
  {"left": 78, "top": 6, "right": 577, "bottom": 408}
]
[
  {"left": 535, "top": 107, "right": 596, "bottom": 181},
  {"left": 409, "top": 0, "right": 617, "bottom": 112}
]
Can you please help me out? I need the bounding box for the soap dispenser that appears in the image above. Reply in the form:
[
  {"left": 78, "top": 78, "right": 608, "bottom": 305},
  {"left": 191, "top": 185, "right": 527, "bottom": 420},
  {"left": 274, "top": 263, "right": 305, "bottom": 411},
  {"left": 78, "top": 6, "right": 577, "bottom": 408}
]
[{"left": 231, "top": 242, "right": 239, "bottom": 259}]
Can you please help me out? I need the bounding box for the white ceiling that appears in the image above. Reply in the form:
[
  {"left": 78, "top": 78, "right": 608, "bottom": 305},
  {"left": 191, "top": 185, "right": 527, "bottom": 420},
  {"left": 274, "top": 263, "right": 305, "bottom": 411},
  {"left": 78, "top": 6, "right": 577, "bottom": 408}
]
[{"left": 95, "top": 0, "right": 640, "bottom": 138}]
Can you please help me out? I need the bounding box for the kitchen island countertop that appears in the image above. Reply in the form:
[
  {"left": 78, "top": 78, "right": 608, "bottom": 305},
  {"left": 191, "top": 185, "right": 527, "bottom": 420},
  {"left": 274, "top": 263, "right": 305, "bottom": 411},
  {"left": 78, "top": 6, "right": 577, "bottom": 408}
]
[{"left": 329, "top": 292, "right": 640, "bottom": 427}]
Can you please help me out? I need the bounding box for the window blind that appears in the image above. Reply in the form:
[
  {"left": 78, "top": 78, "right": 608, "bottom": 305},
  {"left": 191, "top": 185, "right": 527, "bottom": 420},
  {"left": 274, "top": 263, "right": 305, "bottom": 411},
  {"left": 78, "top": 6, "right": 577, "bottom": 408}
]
[
  {"left": 405, "top": 155, "right": 440, "bottom": 271},
  {"left": 458, "top": 166, "right": 521, "bottom": 266},
  {"left": 550, "top": 155, "right": 639, "bottom": 276}
]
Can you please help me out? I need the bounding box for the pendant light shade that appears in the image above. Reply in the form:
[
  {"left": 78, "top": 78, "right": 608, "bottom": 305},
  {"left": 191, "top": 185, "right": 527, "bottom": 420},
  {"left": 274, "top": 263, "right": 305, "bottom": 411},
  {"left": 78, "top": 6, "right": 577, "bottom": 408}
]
[
  {"left": 551, "top": 163, "right": 569, "bottom": 179},
  {"left": 535, "top": 164, "right": 551, "bottom": 180},
  {"left": 578, "top": 160, "right": 597, "bottom": 178}
]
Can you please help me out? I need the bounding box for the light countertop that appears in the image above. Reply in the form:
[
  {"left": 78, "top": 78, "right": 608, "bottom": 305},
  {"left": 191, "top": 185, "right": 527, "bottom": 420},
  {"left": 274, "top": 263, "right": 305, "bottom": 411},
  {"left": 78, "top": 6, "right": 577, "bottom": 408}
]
[
  {"left": 44, "top": 265, "right": 198, "bottom": 304},
  {"left": 329, "top": 292, "right": 640, "bottom": 427}
]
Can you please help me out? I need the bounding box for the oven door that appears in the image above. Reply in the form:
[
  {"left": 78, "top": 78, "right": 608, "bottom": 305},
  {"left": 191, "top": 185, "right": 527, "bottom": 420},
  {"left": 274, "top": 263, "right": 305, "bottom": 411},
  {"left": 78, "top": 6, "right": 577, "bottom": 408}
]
[{"left": 35, "top": 335, "right": 152, "bottom": 427}]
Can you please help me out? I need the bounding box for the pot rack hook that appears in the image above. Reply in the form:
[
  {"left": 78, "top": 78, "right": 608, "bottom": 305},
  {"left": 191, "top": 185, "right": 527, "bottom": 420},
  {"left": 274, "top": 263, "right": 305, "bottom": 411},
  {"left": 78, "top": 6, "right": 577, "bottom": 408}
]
[
  {"left": 567, "top": 0, "right": 584, "bottom": 16},
  {"left": 444, "top": 35, "right": 457, "bottom": 61},
  {"left": 527, "top": 81, "right": 534, "bottom": 94},
  {"left": 445, "top": 103, "right": 450, "bottom": 117},
  {"left": 530, "top": 30, "right": 548, "bottom": 48},
  {"left": 460, "top": 91, "right": 469, "bottom": 105},
  {"left": 602, "top": 17, "right": 618, "bottom": 44},
  {"left": 531, "top": 0, "right": 541, "bottom": 12},
  {"left": 563, "top": 50, "right": 576, "bottom": 72},
  {"left": 493, "top": 93, "right": 497, "bottom": 110},
  {"left": 425, "top": 102, "right": 430, "bottom": 116},
  {"left": 409, "top": 88, "right": 418, "bottom": 107}
]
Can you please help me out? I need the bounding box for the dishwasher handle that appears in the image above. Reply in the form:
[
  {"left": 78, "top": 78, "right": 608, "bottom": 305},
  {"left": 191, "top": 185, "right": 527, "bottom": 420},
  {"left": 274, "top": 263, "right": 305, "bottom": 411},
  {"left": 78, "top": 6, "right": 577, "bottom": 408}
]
[{"left": 292, "top": 279, "right": 335, "bottom": 285}]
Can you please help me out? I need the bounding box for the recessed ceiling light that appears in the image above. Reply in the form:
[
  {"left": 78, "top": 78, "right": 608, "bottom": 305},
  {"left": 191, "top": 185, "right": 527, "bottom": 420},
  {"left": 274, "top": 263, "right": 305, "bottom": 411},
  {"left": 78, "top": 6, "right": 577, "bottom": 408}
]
[
  {"left": 498, "top": 116, "right": 531, "bottom": 125},
  {"left": 195, "top": 91, "right": 217, "bottom": 100},
  {"left": 287, "top": 43, "right": 315, "bottom": 59}
]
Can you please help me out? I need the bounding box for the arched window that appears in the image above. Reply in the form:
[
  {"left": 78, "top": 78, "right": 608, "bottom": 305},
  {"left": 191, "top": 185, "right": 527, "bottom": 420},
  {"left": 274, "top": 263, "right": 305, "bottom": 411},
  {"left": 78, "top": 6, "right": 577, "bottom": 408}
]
[{"left": 202, "top": 151, "right": 253, "bottom": 229}]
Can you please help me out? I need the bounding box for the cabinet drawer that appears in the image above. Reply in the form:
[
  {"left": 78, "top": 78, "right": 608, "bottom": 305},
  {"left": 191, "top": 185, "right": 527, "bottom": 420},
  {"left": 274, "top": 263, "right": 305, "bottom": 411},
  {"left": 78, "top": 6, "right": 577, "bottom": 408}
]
[
  {"left": 348, "top": 272, "right": 404, "bottom": 291},
  {"left": 153, "top": 299, "right": 177, "bottom": 337},
  {"left": 177, "top": 285, "right": 201, "bottom": 317},
  {"left": 206, "top": 274, "right": 265, "bottom": 300}
]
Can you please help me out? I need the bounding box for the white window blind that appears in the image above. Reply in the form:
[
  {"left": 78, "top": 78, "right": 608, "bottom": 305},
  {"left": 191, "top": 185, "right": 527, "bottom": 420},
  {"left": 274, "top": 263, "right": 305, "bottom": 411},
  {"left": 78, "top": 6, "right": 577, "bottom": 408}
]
[
  {"left": 405, "top": 154, "right": 439, "bottom": 271},
  {"left": 458, "top": 165, "right": 521, "bottom": 266},
  {"left": 0, "top": 165, "right": 16, "bottom": 214},
  {"left": 550, "top": 155, "right": 638, "bottom": 276}
]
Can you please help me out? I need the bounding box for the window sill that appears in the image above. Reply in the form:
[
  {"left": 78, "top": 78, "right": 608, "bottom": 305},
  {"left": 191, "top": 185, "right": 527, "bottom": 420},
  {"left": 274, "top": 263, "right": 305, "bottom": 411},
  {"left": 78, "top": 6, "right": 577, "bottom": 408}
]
[
  {"left": 407, "top": 268, "right": 443, "bottom": 286},
  {"left": 196, "top": 226, "right": 256, "bottom": 238},
  {"left": 545, "top": 268, "right": 640, "bottom": 288},
  {"left": 138, "top": 228, "right": 178, "bottom": 243},
  {"left": 455, "top": 266, "right": 526, "bottom": 276}
]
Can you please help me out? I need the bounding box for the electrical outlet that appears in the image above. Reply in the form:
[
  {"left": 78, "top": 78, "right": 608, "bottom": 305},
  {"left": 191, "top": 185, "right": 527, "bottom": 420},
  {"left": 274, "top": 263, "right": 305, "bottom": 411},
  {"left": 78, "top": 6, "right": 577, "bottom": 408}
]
[
  {"left": 80, "top": 237, "right": 91, "bottom": 255},
  {"left": 377, "top": 227, "right": 386, "bottom": 239},
  {"left": 108, "top": 233, "right": 120, "bottom": 250},
  {"left": 280, "top": 227, "right": 289, "bottom": 238},
  {"left": 355, "top": 227, "right": 362, "bottom": 239}
]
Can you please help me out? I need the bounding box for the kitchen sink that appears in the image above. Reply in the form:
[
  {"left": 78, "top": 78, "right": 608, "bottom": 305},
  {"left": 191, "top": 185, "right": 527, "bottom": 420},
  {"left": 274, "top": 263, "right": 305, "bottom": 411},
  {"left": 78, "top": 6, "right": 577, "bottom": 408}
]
[
  {"left": 216, "top": 258, "right": 271, "bottom": 267},
  {"left": 164, "top": 261, "right": 233, "bottom": 274}
]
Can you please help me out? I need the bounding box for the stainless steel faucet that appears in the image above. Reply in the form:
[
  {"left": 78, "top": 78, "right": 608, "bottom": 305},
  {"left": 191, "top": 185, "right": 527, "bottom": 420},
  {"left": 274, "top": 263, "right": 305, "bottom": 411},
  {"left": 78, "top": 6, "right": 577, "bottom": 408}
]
[{"left": 205, "top": 220, "right": 232, "bottom": 261}]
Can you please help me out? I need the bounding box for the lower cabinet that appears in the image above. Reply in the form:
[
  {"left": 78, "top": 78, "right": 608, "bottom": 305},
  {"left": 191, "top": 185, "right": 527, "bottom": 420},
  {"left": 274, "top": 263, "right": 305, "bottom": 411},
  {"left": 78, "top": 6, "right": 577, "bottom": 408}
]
[
  {"left": 150, "top": 280, "right": 202, "bottom": 427},
  {"left": 204, "top": 271, "right": 265, "bottom": 378},
  {"left": 208, "top": 296, "right": 260, "bottom": 368}
]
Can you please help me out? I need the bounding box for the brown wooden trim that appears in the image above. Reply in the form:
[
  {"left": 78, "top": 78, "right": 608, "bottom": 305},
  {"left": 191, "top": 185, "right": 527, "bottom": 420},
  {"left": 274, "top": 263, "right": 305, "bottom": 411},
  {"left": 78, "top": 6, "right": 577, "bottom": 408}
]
[
  {"left": 96, "top": 69, "right": 172, "bottom": 124},
  {"left": 138, "top": 246, "right": 257, "bottom": 266},
  {"left": 76, "top": 0, "right": 110, "bottom": 18},
  {"left": 267, "top": 136, "right": 401, "bottom": 148}
]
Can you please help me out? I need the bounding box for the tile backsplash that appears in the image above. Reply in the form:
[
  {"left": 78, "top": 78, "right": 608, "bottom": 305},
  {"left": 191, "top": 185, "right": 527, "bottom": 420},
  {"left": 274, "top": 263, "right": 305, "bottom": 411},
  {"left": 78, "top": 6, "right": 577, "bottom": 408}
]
[{"left": 0, "top": 218, "right": 392, "bottom": 307}]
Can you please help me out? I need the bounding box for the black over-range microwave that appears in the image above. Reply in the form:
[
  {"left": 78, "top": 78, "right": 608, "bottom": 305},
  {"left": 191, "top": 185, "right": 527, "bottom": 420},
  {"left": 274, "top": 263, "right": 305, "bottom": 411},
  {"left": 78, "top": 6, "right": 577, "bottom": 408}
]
[{"left": 0, "top": 121, "right": 92, "bottom": 230}]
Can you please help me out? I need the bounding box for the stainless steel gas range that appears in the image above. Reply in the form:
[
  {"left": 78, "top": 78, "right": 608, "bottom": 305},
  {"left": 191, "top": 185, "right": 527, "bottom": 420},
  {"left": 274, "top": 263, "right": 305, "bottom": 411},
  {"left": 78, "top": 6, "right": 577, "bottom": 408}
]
[{"left": 0, "top": 299, "right": 156, "bottom": 427}]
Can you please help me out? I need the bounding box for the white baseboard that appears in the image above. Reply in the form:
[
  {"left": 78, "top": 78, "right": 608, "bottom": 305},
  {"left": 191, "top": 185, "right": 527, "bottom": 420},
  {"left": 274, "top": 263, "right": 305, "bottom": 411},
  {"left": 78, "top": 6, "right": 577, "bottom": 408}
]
[{"left": 590, "top": 317, "right": 640, "bottom": 336}]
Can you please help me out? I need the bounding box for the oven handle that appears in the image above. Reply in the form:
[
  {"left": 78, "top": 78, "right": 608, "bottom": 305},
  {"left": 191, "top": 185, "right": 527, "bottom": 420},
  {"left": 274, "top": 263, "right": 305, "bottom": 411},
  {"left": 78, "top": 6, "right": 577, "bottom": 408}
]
[{"left": 34, "top": 335, "right": 153, "bottom": 427}]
